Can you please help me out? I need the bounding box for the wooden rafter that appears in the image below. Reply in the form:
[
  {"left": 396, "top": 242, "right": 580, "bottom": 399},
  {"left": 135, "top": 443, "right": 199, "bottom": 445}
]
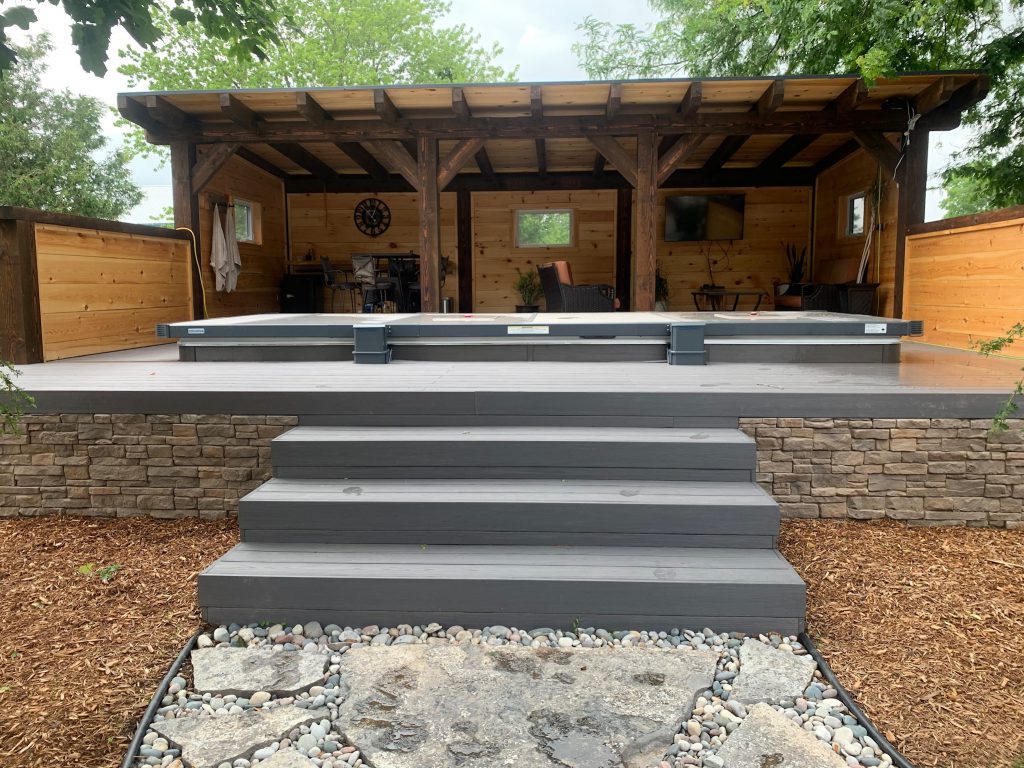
[
  {"left": 853, "top": 131, "right": 901, "bottom": 177},
  {"left": 191, "top": 143, "right": 240, "bottom": 192},
  {"left": 364, "top": 139, "right": 419, "bottom": 187},
  {"left": 592, "top": 153, "right": 607, "bottom": 178},
  {"left": 703, "top": 135, "right": 748, "bottom": 172},
  {"left": 678, "top": 82, "right": 702, "bottom": 116},
  {"left": 530, "top": 85, "right": 543, "bottom": 118},
  {"left": 758, "top": 134, "right": 817, "bottom": 171},
  {"left": 269, "top": 142, "right": 337, "bottom": 181},
  {"left": 295, "top": 92, "right": 331, "bottom": 127},
  {"left": 474, "top": 145, "right": 495, "bottom": 180},
  {"left": 535, "top": 138, "right": 547, "bottom": 176},
  {"left": 829, "top": 79, "right": 868, "bottom": 114},
  {"left": 587, "top": 135, "right": 637, "bottom": 187},
  {"left": 452, "top": 87, "right": 471, "bottom": 120},
  {"left": 334, "top": 142, "right": 389, "bottom": 182},
  {"left": 920, "top": 77, "right": 990, "bottom": 130},
  {"left": 374, "top": 89, "right": 401, "bottom": 123},
  {"left": 437, "top": 137, "right": 485, "bottom": 190},
  {"left": 144, "top": 95, "right": 197, "bottom": 132},
  {"left": 756, "top": 79, "right": 786, "bottom": 116},
  {"left": 657, "top": 134, "right": 703, "bottom": 185},
  {"left": 810, "top": 139, "right": 859, "bottom": 175},
  {"left": 219, "top": 94, "right": 261, "bottom": 131},
  {"left": 914, "top": 76, "right": 956, "bottom": 115},
  {"left": 117, "top": 94, "right": 162, "bottom": 133},
  {"left": 606, "top": 83, "right": 622, "bottom": 119},
  {"left": 236, "top": 146, "right": 288, "bottom": 179}
]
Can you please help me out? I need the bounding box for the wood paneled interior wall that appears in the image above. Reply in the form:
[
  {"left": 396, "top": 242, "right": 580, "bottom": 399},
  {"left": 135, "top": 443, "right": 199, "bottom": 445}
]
[
  {"left": 287, "top": 192, "right": 457, "bottom": 310},
  {"left": 473, "top": 190, "right": 617, "bottom": 311},
  {"left": 656, "top": 188, "right": 811, "bottom": 311},
  {"left": 200, "top": 153, "right": 286, "bottom": 317},
  {"left": 904, "top": 215, "right": 1024, "bottom": 353},
  {"left": 814, "top": 150, "right": 898, "bottom": 315},
  {"left": 33, "top": 223, "right": 191, "bottom": 360}
]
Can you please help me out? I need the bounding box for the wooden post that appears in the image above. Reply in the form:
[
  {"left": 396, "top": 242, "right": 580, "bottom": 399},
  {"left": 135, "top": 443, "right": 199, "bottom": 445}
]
[
  {"left": 633, "top": 132, "right": 658, "bottom": 311},
  {"left": 615, "top": 188, "right": 633, "bottom": 311},
  {"left": 417, "top": 136, "right": 441, "bottom": 312},
  {"left": 893, "top": 130, "right": 928, "bottom": 317},
  {"left": 457, "top": 189, "right": 473, "bottom": 312},
  {"left": 171, "top": 142, "right": 205, "bottom": 319},
  {"left": 0, "top": 217, "right": 43, "bottom": 363}
]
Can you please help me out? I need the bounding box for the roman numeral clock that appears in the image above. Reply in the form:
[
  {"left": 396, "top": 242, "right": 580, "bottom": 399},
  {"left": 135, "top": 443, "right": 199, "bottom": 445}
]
[{"left": 354, "top": 197, "right": 391, "bottom": 237}]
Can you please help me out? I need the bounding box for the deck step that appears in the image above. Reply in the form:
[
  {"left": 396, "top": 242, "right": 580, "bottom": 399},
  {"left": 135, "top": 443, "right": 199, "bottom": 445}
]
[
  {"left": 198, "top": 543, "right": 806, "bottom": 634},
  {"left": 239, "top": 477, "right": 780, "bottom": 547},
  {"left": 270, "top": 426, "right": 755, "bottom": 480}
]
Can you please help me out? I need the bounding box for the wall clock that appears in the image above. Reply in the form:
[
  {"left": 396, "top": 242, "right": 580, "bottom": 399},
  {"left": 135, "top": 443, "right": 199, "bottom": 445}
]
[{"left": 354, "top": 197, "right": 391, "bottom": 237}]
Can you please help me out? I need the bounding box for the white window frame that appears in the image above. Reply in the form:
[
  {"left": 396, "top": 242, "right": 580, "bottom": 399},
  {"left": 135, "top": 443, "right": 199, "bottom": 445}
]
[
  {"left": 232, "top": 197, "right": 261, "bottom": 244},
  {"left": 514, "top": 208, "right": 575, "bottom": 249},
  {"left": 845, "top": 193, "right": 866, "bottom": 237}
]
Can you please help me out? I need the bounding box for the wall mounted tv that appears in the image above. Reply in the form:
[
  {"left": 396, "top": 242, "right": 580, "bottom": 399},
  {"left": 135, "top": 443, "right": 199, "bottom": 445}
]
[{"left": 664, "top": 194, "right": 745, "bottom": 241}]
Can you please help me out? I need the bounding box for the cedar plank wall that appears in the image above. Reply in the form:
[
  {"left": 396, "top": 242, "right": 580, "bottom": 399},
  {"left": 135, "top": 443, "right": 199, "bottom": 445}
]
[
  {"left": 473, "top": 190, "right": 616, "bottom": 311},
  {"left": 904, "top": 214, "right": 1024, "bottom": 353},
  {"left": 287, "top": 192, "right": 458, "bottom": 309},
  {"left": 814, "top": 149, "right": 899, "bottom": 315},
  {"left": 656, "top": 188, "right": 811, "bottom": 310},
  {"left": 33, "top": 224, "right": 191, "bottom": 360},
  {"left": 199, "top": 153, "right": 286, "bottom": 317}
]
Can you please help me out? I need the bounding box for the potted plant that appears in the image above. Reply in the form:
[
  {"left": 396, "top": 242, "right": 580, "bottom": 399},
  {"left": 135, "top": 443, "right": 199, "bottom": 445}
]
[
  {"left": 513, "top": 268, "right": 542, "bottom": 312},
  {"left": 655, "top": 268, "right": 670, "bottom": 311},
  {"left": 784, "top": 242, "right": 807, "bottom": 284}
]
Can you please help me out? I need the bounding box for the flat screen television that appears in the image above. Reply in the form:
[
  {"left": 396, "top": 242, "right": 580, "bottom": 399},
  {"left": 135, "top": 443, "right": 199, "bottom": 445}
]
[{"left": 664, "top": 194, "right": 745, "bottom": 241}]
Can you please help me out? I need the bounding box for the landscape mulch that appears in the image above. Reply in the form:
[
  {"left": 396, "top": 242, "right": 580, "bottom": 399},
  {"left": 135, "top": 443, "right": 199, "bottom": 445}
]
[{"left": 0, "top": 516, "right": 1020, "bottom": 768}]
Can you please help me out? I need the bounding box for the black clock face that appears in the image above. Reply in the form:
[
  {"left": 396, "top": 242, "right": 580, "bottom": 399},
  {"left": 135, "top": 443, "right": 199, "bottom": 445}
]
[{"left": 354, "top": 197, "right": 391, "bottom": 237}]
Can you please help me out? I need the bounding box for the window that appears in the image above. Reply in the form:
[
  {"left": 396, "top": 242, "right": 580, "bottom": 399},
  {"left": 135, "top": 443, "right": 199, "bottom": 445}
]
[
  {"left": 845, "top": 193, "right": 866, "bottom": 236},
  {"left": 232, "top": 197, "right": 261, "bottom": 244},
  {"left": 515, "top": 209, "right": 573, "bottom": 248}
]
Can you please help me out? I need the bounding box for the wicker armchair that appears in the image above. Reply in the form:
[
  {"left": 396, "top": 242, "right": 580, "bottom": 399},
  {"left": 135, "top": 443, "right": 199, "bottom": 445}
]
[{"left": 537, "top": 261, "right": 618, "bottom": 312}]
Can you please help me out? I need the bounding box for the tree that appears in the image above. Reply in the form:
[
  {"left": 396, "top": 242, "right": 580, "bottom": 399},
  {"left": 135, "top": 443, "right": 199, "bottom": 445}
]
[
  {"left": 574, "top": 1, "right": 1024, "bottom": 217},
  {"left": 118, "top": 0, "right": 515, "bottom": 90},
  {"left": 0, "top": 37, "right": 142, "bottom": 218},
  {"left": 0, "top": 0, "right": 282, "bottom": 76}
]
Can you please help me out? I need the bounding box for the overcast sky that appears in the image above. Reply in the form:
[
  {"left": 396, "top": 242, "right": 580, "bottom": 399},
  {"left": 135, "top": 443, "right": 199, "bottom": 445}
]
[{"left": 18, "top": 0, "right": 963, "bottom": 221}]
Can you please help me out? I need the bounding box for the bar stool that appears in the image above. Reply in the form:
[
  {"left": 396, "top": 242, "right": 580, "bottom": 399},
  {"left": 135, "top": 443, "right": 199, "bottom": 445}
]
[
  {"left": 320, "top": 257, "right": 360, "bottom": 312},
  {"left": 351, "top": 254, "right": 392, "bottom": 312}
]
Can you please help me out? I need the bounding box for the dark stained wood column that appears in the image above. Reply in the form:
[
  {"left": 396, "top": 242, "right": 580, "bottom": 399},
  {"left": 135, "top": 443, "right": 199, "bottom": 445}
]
[
  {"left": 893, "top": 130, "right": 929, "bottom": 317},
  {"left": 170, "top": 141, "right": 205, "bottom": 319},
  {"left": 456, "top": 189, "right": 473, "bottom": 312},
  {"left": 0, "top": 217, "right": 42, "bottom": 363},
  {"left": 634, "top": 132, "right": 658, "bottom": 311},
  {"left": 417, "top": 136, "right": 441, "bottom": 312},
  {"left": 614, "top": 188, "right": 632, "bottom": 311}
]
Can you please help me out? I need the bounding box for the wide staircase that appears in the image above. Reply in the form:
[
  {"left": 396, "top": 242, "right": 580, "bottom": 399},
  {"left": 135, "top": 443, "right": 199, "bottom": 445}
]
[{"left": 199, "top": 425, "right": 806, "bottom": 634}]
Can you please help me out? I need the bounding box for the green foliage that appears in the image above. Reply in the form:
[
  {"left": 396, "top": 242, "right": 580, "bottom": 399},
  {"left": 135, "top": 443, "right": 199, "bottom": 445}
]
[
  {"left": 975, "top": 323, "right": 1024, "bottom": 434},
  {"left": 1, "top": 360, "right": 34, "bottom": 436},
  {"left": 0, "top": 36, "right": 142, "bottom": 218},
  {"left": 78, "top": 563, "right": 123, "bottom": 583},
  {"left": 513, "top": 268, "right": 542, "bottom": 305},
  {"left": 574, "top": 1, "right": 1024, "bottom": 214},
  {"left": 783, "top": 243, "right": 807, "bottom": 283},
  {"left": 516, "top": 211, "right": 572, "bottom": 247},
  {"left": 0, "top": 0, "right": 283, "bottom": 76},
  {"left": 655, "top": 268, "right": 669, "bottom": 303}
]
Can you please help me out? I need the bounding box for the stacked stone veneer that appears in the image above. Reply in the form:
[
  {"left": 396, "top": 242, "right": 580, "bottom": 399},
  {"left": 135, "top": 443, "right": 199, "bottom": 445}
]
[
  {"left": 1, "top": 413, "right": 1022, "bottom": 527},
  {"left": 740, "top": 417, "right": 1024, "bottom": 528},
  {"left": 0, "top": 414, "right": 296, "bottom": 519}
]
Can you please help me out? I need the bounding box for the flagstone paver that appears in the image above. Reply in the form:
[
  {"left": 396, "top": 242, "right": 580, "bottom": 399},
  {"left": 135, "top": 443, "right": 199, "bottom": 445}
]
[
  {"left": 729, "top": 638, "right": 817, "bottom": 704},
  {"left": 713, "top": 703, "right": 848, "bottom": 768},
  {"left": 191, "top": 647, "right": 329, "bottom": 695},
  {"left": 254, "top": 748, "right": 315, "bottom": 767}
]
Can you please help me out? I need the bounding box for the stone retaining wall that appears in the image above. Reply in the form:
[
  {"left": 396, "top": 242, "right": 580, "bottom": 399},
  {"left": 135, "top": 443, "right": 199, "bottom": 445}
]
[
  {"left": 1, "top": 414, "right": 1021, "bottom": 527},
  {"left": 740, "top": 417, "right": 1024, "bottom": 528}
]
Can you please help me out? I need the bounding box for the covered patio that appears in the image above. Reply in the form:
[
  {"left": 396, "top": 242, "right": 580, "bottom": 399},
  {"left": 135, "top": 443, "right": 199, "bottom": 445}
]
[{"left": 116, "top": 73, "right": 987, "bottom": 318}]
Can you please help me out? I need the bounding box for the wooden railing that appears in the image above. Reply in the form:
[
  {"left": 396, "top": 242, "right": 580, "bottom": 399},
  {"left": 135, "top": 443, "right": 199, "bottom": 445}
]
[{"left": 0, "top": 207, "right": 193, "bottom": 364}]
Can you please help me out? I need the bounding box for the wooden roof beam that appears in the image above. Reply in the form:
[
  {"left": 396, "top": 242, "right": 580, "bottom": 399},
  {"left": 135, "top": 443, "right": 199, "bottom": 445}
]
[
  {"left": 363, "top": 139, "right": 418, "bottom": 187},
  {"left": 678, "top": 81, "right": 702, "bottom": 116},
  {"left": 657, "top": 134, "right": 703, "bottom": 185},
  {"left": 920, "top": 76, "right": 990, "bottom": 130},
  {"left": 219, "top": 93, "right": 261, "bottom": 132},
  {"left": 452, "top": 87, "right": 471, "bottom": 120},
  {"left": 530, "top": 85, "right": 543, "bottom": 118},
  {"left": 914, "top": 76, "right": 957, "bottom": 116},
  {"left": 592, "top": 152, "right": 607, "bottom": 179},
  {"left": 144, "top": 95, "right": 198, "bottom": 132},
  {"left": 810, "top": 139, "right": 860, "bottom": 176},
  {"left": 474, "top": 144, "right": 495, "bottom": 180},
  {"left": 236, "top": 146, "right": 288, "bottom": 179},
  {"left": 374, "top": 89, "right": 402, "bottom": 123},
  {"left": 295, "top": 92, "right": 331, "bottom": 127},
  {"left": 757, "top": 134, "right": 818, "bottom": 171},
  {"left": 191, "top": 143, "right": 240, "bottom": 192},
  {"left": 829, "top": 79, "right": 868, "bottom": 114},
  {"left": 703, "top": 135, "right": 748, "bottom": 172},
  {"left": 606, "top": 83, "right": 622, "bottom": 120},
  {"left": 535, "top": 138, "right": 547, "bottom": 176},
  {"left": 853, "top": 131, "right": 901, "bottom": 177},
  {"left": 116, "top": 94, "right": 163, "bottom": 134},
  {"left": 437, "top": 137, "right": 485, "bottom": 190},
  {"left": 587, "top": 135, "right": 637, "bottom": 187},
  {"left": 268, "top": 142, "right": 337, "bottom": 181},
  {"left": 756, "top": 79, "right": 786, "bottom": 116},
  {"left": 334, "top": 142, "right": 389, "bottom": 182}
]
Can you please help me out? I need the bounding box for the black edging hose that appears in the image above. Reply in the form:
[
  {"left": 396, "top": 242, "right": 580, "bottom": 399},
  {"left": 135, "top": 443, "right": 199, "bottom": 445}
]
[
  {"left": 799, "top": 632, "right": 917, "bottom": 768},
  {"left": 119, "top": 629, "right": 201, "bottom": 768}
]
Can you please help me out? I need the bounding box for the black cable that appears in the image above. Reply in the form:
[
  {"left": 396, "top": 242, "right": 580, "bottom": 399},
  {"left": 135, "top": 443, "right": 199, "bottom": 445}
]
[
  {"left": 119, "top": 629, "right": 201, "bottom": 768},
  {"left": 799, "top": 631, "right": 917, "bottom": 768}
]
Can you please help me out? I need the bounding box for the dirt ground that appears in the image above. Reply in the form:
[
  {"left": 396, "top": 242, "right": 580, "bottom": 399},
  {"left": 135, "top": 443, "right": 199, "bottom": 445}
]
[{"left": 0, "top": 516, "right": 1021, "bottom": 768}]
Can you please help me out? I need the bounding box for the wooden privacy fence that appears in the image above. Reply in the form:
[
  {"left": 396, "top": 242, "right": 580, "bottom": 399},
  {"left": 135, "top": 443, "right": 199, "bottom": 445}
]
[
  {"left": 1, "top": 208, "right": 193, "bottom": 364},
  {"left": 903, "top": 206, "right": 1024, "bottom": 354}
]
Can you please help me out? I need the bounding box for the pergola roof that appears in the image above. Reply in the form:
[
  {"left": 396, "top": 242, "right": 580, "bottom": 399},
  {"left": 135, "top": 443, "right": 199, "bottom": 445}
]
[{"left": 118, "top": 73, "right": 987, "bottom": 190}]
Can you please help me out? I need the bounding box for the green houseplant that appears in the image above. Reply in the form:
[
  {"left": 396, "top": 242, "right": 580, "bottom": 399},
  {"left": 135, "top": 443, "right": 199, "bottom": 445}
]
[
  {"left": 513, "top": 268, "right": 542, "bottom": 312},
  {"left": 784, "top": 242, "right": 807, "bottom": 283},
  {"left": 655, "top": 268, "right": 670, "bottom": 311}
]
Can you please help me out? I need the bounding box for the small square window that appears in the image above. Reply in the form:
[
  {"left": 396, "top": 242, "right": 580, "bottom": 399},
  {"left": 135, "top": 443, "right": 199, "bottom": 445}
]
[
  {"left": 846, "top": 194, "right": 866, "bottom": 236},
  {"left": 515, "top": 209, "right": 573, "bottom": 248},
  {"left": 232, "top": 198, "right": 261, "bottom": 244}
]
